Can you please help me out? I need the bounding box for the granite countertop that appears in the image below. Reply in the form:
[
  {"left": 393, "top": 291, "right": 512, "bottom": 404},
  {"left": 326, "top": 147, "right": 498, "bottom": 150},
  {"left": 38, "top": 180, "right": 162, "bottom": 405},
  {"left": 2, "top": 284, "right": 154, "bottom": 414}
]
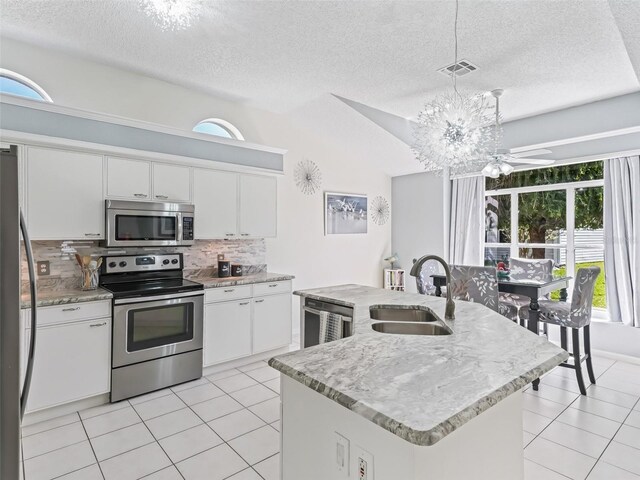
[
  {"left": 20, "top": 272, "right": 294, "bottom": 309},
  {"left": 269, "top": 284, "right": 568, "bottom": 447},
  {"left": 191, "top": 272, "right": 295, "bottom": 289},
  {"left": 21, "top": 288, "right": 113, "bottom": 309}
]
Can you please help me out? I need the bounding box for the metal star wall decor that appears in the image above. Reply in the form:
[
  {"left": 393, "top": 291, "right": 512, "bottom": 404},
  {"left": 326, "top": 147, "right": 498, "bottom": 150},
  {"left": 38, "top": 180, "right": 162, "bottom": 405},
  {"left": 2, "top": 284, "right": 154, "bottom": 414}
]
[
  {"left": 371, "top": 196, "right": 390, "bottom": 226},
  {"left": 294, "top": 159, "right": 322, "bottom": 195}
]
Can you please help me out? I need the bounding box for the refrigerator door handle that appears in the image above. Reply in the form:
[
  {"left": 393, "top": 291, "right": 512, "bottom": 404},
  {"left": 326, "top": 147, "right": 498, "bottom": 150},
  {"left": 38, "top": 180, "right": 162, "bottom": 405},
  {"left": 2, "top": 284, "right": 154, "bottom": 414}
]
[{"left": 19, "top": 210, "right": 37, "bottom": 420}]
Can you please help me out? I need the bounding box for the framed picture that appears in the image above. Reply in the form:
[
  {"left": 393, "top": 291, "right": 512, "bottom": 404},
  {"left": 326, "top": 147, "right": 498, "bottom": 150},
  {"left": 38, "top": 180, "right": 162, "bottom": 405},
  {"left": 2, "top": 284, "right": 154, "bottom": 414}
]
[{"left": 324, "top": 192, "right": 368, "bottom": 235}]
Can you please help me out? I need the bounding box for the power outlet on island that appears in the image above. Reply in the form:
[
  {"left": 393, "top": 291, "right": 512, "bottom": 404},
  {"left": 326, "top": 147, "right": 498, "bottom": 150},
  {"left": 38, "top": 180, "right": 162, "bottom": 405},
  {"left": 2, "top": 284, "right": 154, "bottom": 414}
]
[
  {"left": 334, "top": 432, "right": 349, "bottom": 477},
  {"left": 354, "top": 446, "right": 374, "bottom": 480}
]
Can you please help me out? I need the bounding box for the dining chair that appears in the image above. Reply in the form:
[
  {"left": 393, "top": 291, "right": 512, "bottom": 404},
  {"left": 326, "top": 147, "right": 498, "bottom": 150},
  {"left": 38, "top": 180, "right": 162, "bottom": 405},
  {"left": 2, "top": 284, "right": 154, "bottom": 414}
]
[
  {"left": 416, "top": 259, "right": 441, "bottom": 296},
  {"left": 499, "top": 258, "right": 554, "bottom": 326},
  {"left": 449, "top": 265, "right": 500, "bottom": 312},
  {"left": 529, "top": 266, "right": 601, "bottom": 395}
]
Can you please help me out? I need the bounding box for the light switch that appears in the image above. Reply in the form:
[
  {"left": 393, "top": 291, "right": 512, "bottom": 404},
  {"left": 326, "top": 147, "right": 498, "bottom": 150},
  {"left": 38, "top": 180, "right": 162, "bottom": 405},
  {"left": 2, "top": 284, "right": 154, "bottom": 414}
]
[{"left": 334, "top": 432, "right": 349, "bottom": 477}]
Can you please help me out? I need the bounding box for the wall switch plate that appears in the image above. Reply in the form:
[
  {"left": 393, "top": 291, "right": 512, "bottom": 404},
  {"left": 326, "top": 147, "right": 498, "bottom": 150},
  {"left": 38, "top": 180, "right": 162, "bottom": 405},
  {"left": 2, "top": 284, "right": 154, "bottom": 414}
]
[
  {"left": 354, "top": 446, "right": 374, "bottom": 480},
  {"left": 37, "top": 260, "right": 50, "bottom": 276},
  {"left": 334, "top": 432, "right": 349, "bottom": 477}
]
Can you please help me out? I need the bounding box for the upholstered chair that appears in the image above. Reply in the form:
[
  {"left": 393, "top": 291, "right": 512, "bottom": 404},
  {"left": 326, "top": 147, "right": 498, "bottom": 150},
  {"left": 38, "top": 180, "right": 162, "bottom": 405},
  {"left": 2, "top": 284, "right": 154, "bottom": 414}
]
[
  {"left": 449, "top": 265, "right": 500, "bottom": 312},
  {"left": 416, "top": 260, "right": 442, "bottom": 296},
  {"left": 499, "top": 258, "right": 554, "bottom": 325},
  {"left": 533, "top": 266, "right": 601, "bottom": 395}
]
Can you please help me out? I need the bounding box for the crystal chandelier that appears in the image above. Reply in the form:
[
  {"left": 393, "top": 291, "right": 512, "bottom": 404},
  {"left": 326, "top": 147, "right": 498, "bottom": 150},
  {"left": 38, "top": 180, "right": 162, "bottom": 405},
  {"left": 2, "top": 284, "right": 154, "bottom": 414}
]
[
  {"left": 140, "top": 0, "right": 202, "bottom": 31},
  {"left": 413, "top": 0, "right": 493, "bottom": 175},
  {"left": 482, "top": 89, "right": 515, "bottom": 178}
]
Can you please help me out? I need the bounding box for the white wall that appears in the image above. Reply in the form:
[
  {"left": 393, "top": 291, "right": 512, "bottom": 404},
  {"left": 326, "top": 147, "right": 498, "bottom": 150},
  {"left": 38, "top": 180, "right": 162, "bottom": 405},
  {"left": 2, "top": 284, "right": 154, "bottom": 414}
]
[
  {"left": 391, "top": 172, "right": 447, "bottom": 293},
  {"left": 0, "top": 38, "right": 393, "bottom": 331}
]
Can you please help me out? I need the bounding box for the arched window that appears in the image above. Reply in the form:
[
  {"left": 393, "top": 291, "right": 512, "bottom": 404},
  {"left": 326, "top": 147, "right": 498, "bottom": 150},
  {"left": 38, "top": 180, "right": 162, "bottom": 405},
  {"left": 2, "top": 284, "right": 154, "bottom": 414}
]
[
  {"left": 0, "top": 69, "right": 52, "bottom": 102},
  {"left": 193, "top": 118, "right": 244, "bottom": 140}
]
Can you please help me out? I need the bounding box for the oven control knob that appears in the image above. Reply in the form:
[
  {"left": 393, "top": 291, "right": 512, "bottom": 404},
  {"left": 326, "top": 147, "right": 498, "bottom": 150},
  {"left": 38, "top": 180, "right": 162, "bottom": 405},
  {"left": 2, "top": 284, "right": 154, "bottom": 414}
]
[
  {"left": 171, "top": 259, "right": 179, "bottom": 265},
  {"left": 119, "top": 261, "right": 127, "bottom": 268},
  {"left": 163, "top": 259, "right": 170, "bottom": 265},
  {"left": 108, "top": 262, "right": 116, "bottom": 268}
]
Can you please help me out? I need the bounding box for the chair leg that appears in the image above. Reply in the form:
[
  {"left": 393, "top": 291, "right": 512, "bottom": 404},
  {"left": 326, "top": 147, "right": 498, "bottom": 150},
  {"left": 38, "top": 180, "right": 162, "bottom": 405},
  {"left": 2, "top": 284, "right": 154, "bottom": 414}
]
[
  {"left": 572, "top": 328, "right": 587, "bottom": 395},
  {"left": 560, "top": 327, "right": 567, "bottom": 351},
  {"left": 584, "top": 325, "right": 596, "bottom": 385}
]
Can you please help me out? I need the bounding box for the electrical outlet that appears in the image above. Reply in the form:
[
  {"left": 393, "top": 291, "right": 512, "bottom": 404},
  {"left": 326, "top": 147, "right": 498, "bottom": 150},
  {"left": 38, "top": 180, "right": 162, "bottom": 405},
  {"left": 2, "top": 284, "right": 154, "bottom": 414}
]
[
  {"left": 37, "top": 261, "right": 50, "bottom": 276},
  {"left": 217, "top": 254, "right": 225, "bottom": 261},
  {"left": 354, "top": 446, "right": 374, "bottom": 480},
  {"left": 334, "top": 432, "right": 349, "bottom": 477}
]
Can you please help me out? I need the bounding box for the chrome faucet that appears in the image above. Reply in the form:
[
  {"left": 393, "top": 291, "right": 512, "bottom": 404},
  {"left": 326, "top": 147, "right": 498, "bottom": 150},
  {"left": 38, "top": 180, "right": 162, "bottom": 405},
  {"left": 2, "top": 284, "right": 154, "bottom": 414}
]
[{"left": 410, "top": 255, "right": 455, "bottom": 321}]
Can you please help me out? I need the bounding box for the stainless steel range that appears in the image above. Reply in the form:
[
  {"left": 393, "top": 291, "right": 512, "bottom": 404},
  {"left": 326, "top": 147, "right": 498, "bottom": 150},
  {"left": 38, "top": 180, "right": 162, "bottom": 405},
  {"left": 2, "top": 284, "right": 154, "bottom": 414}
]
[{"left": 99, "top": 253, "right": 204, "bottom": 402}]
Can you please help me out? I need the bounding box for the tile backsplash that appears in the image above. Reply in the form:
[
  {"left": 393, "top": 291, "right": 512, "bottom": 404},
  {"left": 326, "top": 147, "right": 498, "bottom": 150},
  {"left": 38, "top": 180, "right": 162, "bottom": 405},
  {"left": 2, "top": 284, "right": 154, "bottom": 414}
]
[{"left": 22, "top": 239, "right": 266, "bottom": 293}]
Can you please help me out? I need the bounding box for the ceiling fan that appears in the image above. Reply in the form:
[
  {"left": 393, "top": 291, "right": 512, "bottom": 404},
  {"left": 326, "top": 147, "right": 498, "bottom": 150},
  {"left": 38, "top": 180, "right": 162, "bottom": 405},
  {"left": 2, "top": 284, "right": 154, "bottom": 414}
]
[{"left": 482, "top": 89, "right": 555, "bottom": 178}]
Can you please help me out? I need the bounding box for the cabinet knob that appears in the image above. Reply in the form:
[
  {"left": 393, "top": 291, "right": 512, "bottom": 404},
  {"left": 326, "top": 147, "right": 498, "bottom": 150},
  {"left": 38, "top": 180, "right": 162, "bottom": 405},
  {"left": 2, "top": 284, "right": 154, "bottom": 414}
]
[
  {"left": 89, "top": 322, "right": 107, "bottom": 328},
  {"left": 239, "top": 302, "right": 250, "bottom": 306},
  {"left": 224, "top": 289, "right": 235, "bottom": 293},
  {"left": 225, "top": 233, "right": 236, "bottom": 237},
  {"left": 84, "top": 233, "right": 101, "bottom": 237},
  {"left": 134, "top": 193, "right": 148, "bottom": 198},
  {"left": 255, "top": 299, "right": 265, "bottom": 303},
  {"left": 240, "top": 233, "right": 250, "bottom": 236},
  {"left": 268, "top": 284, "right": 278, "bottom": 288},
  {"left": 62, "top": 307, "right": 80, "bottom": 312},
  {"left": 155, "top": 195, "right": 169, "bottom": 199}
]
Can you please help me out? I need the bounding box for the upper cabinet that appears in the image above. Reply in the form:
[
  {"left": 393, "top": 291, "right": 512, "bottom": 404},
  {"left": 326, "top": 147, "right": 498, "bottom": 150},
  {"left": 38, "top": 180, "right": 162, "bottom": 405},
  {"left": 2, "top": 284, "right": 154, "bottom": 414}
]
[
  {"left": 26, "top": 146, "right": 104, "bottom": 240},
  {"left": 193, "top": 169, "right": 238, "bottom": 239},
  {"left": 106, "top": 157, "right": 151, "bottom": 200},
  {"left": 239, "top": 175, "right": 277, "bottom": 238},
  {"left": 153, "top": 163, "right": 191, "bottom": 202}
]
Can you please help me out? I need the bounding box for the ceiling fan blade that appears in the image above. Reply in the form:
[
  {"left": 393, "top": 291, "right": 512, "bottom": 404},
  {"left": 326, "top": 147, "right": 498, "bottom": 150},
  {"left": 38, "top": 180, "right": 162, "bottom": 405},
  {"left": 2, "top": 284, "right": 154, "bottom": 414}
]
[
  {"left": 509, "top": 148, "right": 552, "bottom": 158},
  {"left": 507, "top": 158, "right": 555, "bottom": 165}
]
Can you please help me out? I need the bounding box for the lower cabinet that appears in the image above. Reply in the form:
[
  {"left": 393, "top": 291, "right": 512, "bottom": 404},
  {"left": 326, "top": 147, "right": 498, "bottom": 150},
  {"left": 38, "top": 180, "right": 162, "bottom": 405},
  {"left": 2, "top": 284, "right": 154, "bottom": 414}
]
[
  {"left": 204, "top": 300, "right": 252, "bottom": 366},
  {"left": 203, "top": 282, "right": 292, "bottom": 366},
  {"left": 24, "top": 317, "right": 111, "bottom": 412},
  {"left": 253, "top": 294, "right": 292, "bottom": 354}
]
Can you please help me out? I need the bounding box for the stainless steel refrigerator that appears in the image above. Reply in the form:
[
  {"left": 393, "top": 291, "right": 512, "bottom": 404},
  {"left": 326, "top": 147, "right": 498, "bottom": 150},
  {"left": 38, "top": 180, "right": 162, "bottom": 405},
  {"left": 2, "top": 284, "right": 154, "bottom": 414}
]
[{"left": 1, "top": 145, "right": 38, "bottom": 479}]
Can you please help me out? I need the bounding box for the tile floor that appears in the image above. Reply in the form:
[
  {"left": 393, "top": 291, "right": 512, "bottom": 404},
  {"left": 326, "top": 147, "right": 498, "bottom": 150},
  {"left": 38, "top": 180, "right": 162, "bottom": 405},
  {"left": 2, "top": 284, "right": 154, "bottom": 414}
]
[{"left": 20, "top": 354, "right": 640, "bottom": 480}]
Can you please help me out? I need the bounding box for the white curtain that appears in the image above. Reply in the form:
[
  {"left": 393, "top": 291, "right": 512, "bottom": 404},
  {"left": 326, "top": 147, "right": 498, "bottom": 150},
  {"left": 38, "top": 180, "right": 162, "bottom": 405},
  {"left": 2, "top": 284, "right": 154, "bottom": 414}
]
[
  {"left": 604, "top": 157, "right": 640, "bottom": 327},
  {"left": 449, "top": 176, "right": 485, "bottom": 265}
]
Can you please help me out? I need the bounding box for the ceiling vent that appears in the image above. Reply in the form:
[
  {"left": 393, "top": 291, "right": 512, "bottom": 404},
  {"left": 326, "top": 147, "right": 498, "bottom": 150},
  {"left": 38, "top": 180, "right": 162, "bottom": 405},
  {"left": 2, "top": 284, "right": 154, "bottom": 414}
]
[{"left": 437, "top": 59, "right": 478, "bottom": 78}]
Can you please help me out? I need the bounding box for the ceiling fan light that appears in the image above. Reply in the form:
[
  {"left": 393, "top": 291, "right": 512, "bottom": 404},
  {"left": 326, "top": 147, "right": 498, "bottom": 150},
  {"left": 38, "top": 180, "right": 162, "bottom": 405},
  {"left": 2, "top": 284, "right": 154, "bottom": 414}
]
[
  {"left": 482, "top": 163, "right": 495, "bottom": 177},
  {"left": 499, "top": 162, "right": 514, "bottom": 175},
  {"left": 490, "top": 165, "right": 501, "bottom": 178}
]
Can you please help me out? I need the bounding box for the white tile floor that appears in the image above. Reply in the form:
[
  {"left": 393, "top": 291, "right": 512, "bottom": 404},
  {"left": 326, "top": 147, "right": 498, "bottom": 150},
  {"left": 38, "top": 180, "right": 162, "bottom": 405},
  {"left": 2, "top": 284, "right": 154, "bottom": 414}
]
[{"left": 20, "top": 354, "right": 640, "bottom": 480}]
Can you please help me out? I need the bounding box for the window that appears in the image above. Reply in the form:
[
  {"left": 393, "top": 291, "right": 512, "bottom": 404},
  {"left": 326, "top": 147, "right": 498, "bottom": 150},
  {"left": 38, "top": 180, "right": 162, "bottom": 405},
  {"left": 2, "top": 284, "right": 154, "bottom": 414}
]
[
  {"left": 0, "top": 69, "right": 52, "bottom": 102},
  {"left": 485, "top": 161, "right": 606, "bottom": 311},
  {"left": 192, "top": 118, "right": 244, "bottom": 140}
]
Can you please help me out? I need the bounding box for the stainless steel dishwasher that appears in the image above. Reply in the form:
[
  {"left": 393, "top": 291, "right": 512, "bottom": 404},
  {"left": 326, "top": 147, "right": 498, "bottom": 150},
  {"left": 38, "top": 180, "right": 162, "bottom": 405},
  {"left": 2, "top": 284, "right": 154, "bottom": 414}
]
[{"left": 301, "top": 298, "right": 354, "bottom": 348}]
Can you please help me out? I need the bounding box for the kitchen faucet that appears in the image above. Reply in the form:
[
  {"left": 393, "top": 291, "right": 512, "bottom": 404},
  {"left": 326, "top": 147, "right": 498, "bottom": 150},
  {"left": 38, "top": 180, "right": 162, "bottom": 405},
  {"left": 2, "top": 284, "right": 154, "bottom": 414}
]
[{"left": 410, "top": 255, "right": 455, "bottom": 321}]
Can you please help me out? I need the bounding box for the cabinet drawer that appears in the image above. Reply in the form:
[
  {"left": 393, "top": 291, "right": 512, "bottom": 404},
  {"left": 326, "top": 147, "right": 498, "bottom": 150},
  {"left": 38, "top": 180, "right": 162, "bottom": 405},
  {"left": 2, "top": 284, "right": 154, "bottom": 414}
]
[
  {"left": 205, "top": 285, "right": 253, "bottom": 303},
  {"left": 253, "top": 281, "right": 291, "bottom": 297},
  {"left": 34, "top": 301, "right": 111, "bottom": 327}
]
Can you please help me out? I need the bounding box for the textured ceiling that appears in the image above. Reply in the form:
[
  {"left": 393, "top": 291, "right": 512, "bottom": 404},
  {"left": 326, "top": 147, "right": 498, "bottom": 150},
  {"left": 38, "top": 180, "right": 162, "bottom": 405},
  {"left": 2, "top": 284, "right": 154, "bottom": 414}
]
[{"left": 1, "top": 0, "right": 639, "bottom": 121}]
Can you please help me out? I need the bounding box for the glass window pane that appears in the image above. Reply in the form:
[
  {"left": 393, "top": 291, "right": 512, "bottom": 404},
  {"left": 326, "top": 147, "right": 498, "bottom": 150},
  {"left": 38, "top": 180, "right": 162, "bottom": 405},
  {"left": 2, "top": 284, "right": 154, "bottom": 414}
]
[
  {"left": 193, "top": 122, "right": 233, "bottom": 138},
  {"left": 518, "top": 190, "right": 566, "bottom": 248},
  {"left": 485, "top": 195, "right": 511, "bottom": 244},
  {"left": 575, "top": 250, "right": 606, "bottom": 308},
  {"left": 484, "top": 246, "right": 511, "bottom": 267},
  {"left": 518, "top": 247, "right": 565, "bottom": 267},
  {"left": 0, "top": 76, "right": 47, "bottom": 101},
  {"left": 486, "top": 161, "right": 603, "bottom": 190}
]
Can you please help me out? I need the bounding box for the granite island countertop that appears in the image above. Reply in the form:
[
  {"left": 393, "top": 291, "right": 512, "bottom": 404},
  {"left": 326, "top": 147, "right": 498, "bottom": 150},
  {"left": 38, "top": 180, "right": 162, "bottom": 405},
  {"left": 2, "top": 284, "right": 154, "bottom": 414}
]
[{"left": 269, "top": 284, "right": 568, "bottom": 446}]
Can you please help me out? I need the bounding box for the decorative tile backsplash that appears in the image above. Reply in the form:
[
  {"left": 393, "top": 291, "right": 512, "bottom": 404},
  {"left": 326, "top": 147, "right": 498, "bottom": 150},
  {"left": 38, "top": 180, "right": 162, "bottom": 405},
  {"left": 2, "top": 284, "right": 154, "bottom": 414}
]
[{"left": 21, "top": 239, "right": 266, "bottom": 293}]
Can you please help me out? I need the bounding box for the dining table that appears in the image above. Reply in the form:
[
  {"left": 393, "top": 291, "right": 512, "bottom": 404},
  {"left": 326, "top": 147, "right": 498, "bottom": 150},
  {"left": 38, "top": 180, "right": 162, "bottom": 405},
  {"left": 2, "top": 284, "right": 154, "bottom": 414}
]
[{"left": 431, "top": 273, "right": 572, "bottom": 390}]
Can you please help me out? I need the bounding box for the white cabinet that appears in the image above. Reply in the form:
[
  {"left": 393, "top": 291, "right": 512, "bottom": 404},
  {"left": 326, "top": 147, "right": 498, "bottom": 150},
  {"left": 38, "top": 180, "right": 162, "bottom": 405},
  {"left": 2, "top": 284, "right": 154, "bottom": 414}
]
[
  {"left": 24, "top": 316, "right": 111, "bottom": 412},
  {"left": 252, "top": 293, "right": 292, "bottom": 354},
  {"left": 26, "top": 147, "right": 104, "bottom": 240},
  {"left": 106, "top": 157, "right": 151, "bottom": 200},
  {"left": 204, "top": 300, "right": 252, "bottom": 366},
  {"left": 239, "top": 175, "right": 277, "bottom": 238},
  {"left": 153, "top": 163, "right": 191, "bottom": 202},
  {"left": 193, "top": 169, "right": 238, "bottom": 239}
]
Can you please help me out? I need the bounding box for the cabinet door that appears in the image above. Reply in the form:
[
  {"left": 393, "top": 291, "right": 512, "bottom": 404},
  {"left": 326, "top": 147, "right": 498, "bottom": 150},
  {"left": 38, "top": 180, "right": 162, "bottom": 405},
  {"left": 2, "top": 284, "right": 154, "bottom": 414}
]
[
  {"left": 204, "top": 300, "right": 252, "bottom": 366},
  {"left": 239, "top": 175, "right": 277, "bottom": 238},
  {"left": 153, "top": 163, "right": 191, "bottom": 202},
  {"left": 252, "top": 294, "right": 292, "bottom": 354},
  {"left": 26, "top": 147, "right": 104, "bottom": 240},
  {"left": 25, "top": 318, "right": 111, "bottom": 412},
  {"left": 193, "top": 169, "right": 238, "bottom": 239},
  {"left": 106, "top": 157, "right": 151, "bottom": 200}
]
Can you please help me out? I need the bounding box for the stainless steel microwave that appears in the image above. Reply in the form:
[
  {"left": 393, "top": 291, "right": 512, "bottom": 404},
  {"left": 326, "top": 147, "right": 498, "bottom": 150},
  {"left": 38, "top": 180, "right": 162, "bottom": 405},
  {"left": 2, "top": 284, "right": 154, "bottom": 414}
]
[{"left": 105, "top": 200, "right": 195, "bottom": 247}]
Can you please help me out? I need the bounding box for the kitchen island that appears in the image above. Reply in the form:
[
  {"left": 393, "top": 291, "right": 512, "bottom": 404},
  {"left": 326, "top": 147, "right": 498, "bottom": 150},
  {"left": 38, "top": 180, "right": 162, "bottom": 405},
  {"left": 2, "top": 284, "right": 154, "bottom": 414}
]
[{"left": 269, "top": 285, "right": 568, "bottom": 480}]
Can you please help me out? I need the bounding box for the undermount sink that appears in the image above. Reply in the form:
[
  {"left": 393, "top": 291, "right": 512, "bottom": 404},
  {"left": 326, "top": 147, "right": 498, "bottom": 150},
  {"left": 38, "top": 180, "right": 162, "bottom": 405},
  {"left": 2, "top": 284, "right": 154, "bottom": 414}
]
[
  {"left": 369, "top": 305, "right": 439, "bottom": 323},
  {"left": 371, "top": 322, "right": 452, "bottom": 336}
]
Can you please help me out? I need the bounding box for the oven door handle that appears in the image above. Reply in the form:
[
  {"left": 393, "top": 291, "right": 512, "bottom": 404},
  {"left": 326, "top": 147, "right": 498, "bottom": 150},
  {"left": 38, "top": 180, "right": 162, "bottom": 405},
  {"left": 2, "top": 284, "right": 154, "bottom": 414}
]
[
  {"left": 114, "top": 290, "right": 204, "bottom": 305},
  {"left": 303, "top": 307, "right": 352, "bottom": 322}
]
